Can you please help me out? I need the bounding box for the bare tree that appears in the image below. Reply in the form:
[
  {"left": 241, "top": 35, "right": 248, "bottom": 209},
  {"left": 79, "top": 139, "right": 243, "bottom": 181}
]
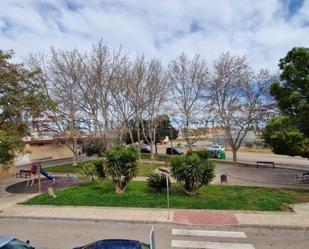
[
  {"left": 205, "top": 53, "right": 274, "bottom": 163},
  {"left": 140, "top": 58, "right": 168, "bottom": 159},
  {"left": 168, "top": 53, "right": 209, "bottom": 149},
  {"left": 126, "top": 56, "right": 148, "bottom": 160},
  {"left": 78, "top": 41, "right": 125, "bottom": 147},
  {"left": 109, "top": 54, "right": 137, "bottom": 144},
  {"left": 27, "top": 49, "right": 86, "bottom": 165}
]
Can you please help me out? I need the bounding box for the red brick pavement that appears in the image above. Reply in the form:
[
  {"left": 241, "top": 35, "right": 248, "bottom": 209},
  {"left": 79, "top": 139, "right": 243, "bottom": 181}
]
[{"left": 173, "top": 211, "right": 239, "bottom": 225}]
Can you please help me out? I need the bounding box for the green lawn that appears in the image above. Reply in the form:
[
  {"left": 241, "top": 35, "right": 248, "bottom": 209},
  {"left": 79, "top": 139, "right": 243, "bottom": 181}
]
[
  {"left": 45, "top": 164, "right": 81, "bottom": 173},
  {"left": 23, "top": 181, "right": 309, "bottom": 211},
  {"left": 136, "top": 162, "right": 161, "bottom": 176},
  {"left": 46, "top": 161, "right": 160, "bottom": 177}
]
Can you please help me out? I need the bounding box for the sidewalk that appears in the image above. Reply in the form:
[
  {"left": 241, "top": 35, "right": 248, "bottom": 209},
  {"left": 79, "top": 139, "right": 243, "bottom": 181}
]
[
  {"left": 1, "top": 176, "right": 309, "bottom": 229},
  {"left": 1, "top": 204, "right": 309, "bottom": 229}
]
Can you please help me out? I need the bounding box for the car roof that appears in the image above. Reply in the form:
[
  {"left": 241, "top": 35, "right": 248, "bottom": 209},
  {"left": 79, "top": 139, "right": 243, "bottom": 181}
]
[
  {"left": 82, "top": 239, "right": 144, "bottom": 249},
  {"left": 0, "top": 236, "right": 14, "bottom": 248}
]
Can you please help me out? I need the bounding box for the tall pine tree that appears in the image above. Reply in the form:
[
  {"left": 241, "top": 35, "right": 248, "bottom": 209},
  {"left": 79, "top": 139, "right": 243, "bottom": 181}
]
[{"left": 263, "top": 47, "right": 309, "bottom": 158}]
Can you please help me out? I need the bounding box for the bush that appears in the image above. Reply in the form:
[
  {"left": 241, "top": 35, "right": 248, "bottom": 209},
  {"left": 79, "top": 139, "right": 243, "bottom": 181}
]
[
  {"left": 187, "top": 149, "right": 210, "bottom": 160},
  {"left": 147, "top": 173, "right": 170, "bottom": 192},
  {"left": 78, "top": 161, "right": 98, "bottom": 182},
  {"left": 170, "top": 153, "right": 215, "bottom": 195},
  {"left": 92, "top": 159, "right": 105, "bottom": 179},
  {"left": 84, "top": 138, "right": 105, "bottom": 156},
  {"left": 105, "top": 145, "right": 138, "bottom": 193}
]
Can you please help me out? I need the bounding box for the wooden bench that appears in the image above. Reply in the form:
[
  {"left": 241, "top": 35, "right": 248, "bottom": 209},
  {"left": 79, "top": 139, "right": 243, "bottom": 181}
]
[
  {"left": 256, "top": 161, "right": 275, "bottom": 168},
  {"left": 296, "top": 172, "right": 309, "bottom": 183}
]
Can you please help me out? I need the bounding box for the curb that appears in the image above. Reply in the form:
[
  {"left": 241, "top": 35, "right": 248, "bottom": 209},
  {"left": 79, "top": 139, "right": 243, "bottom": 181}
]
[
  {"left": 0, "top": 215, "right": 172, "bottom": 225},
  {"left": 1, "top": 214, "right": 309, "bottom": 230}
]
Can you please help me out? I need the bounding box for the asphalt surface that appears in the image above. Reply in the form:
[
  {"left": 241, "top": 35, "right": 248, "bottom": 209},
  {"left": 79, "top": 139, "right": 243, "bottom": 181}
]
[{"left": 0, "top": 218, "right": 308, "bottom": 249}]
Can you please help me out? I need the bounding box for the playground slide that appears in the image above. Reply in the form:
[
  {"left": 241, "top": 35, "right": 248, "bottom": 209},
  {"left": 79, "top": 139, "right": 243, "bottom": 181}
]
[{"left": 40, "top": 168, "right": 55, "bottom": 180}]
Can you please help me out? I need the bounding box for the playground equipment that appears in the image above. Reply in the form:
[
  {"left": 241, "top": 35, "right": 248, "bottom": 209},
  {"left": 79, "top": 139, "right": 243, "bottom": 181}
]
[{"left": 17, "top": 163, "right": 56, "bottom": 192}]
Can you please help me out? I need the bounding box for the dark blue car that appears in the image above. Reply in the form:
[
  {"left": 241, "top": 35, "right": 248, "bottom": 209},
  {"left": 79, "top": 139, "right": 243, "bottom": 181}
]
[{"left": 73, "top": 239, "right": 150, "bottom": 249}]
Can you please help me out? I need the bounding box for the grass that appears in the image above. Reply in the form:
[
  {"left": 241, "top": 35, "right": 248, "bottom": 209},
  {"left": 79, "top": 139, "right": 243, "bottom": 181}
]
[
  {"left": 136, "top": 162, "right": 161, "bottom": 177},
  {"left": 46, "top": 164, "right": 81, "bottom": 173},
  {"left": 46, "top": 161, "right": 160, "bottom": 177},
  {"left": 23, "top": 181, "right": 309, "bottom": 211},
  {"left": 140, "top": 153, "right": 172, "bottom": 162}
]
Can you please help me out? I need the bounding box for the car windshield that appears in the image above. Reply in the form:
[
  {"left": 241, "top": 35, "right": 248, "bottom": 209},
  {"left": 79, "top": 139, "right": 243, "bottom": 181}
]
[{"left": 1, "top": 239, "right": 32, "bottom": 249}]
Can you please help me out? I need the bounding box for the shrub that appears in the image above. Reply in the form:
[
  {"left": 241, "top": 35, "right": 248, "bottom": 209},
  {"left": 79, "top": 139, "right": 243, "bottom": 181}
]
[
  {"left": 105, "top": 145, "right": 138, "bottom": 193},
  {"left": 78, "top": 161, "right": 97, "bottom": 182},
  {"left": 187, "top": 149, "right": 210, "bottom": 160},
  {"left": 84, "top": 138, "right": 105, "bottom": 156},
  {"left": 170, "top": 153, "right": 215, "bottom": 195},
  {"left": 147, "top": 173, "right": 170, "bottom": 192},
  {"left": 92, "top": 159, "right": 105, "bottom": 179}
]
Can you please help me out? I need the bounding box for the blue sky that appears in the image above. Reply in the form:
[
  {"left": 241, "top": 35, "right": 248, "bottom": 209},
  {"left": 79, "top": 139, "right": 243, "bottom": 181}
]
[{"left": 0, "top": 0, "right": 308, "bottom": 71}]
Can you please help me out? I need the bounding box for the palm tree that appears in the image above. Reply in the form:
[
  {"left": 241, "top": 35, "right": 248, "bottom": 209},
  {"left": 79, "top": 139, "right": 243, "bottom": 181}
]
[
  {"left": 105, "top": 145, "right": 138, "bottom": 193},
  {"left": 170, "top": 153, "right": 215, "bottom": 195}
]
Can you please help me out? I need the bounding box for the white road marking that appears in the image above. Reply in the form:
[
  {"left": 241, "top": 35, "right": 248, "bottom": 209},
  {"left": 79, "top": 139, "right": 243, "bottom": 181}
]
[
  {"left": 171, "top": 240, "right": 255, "bottom": 249},
  {"left": 172, "top": 229, "right": 247, "bottom": 238}
]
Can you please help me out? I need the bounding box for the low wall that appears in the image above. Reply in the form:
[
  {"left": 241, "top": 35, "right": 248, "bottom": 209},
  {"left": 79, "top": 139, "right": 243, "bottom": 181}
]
[
  {"left": 15, "top": 143, "right": 75, "bottom": 166},
  {"left": 0, "top": 164, "right": 14, "bottom": 177}
]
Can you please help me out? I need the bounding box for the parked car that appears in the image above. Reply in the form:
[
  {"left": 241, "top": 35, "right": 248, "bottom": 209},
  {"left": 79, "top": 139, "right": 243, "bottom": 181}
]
[
  {"left": 73, "top": 239, "right": 150, "bottom": 249},
  {"left": 166, "top": 147, "right": 184, "bottom": 155},
  {"left": 184, "top": 142, "right": 197, "bottom": 147},
  {"left": 208, "top": 145, "right": 225, "bottom": 158},
  {"left": 140, "top": 144, "right": 151, "bottom": 153},
  {"left": 0, "top": 236, "right": 35, "bottom": 249},
  {"left": 140, "top": 147, "right": 151, "bottom": 153},
  {"left": 212, "top": 145, "right": 225, "bottom": 151},
  {"left": 74, "top": 228, "right": 155, "bottom": 249}
]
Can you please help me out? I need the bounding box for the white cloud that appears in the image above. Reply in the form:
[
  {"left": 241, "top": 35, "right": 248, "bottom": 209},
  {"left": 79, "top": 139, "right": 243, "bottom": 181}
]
[{"left": 0, "top": 0, "right": 308, "bottom": 71}]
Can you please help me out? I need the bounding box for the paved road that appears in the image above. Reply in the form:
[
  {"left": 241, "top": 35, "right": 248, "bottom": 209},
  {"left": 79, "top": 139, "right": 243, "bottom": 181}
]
[
  {"left": 225, "top": 151, "right": 309, "bottom": 168},
  {"left": 157, "top": 144, "right": 309, "bottom": 169},
  {"left": 214, "top": 163, "right": 309, "bottom": 189},
  {"left": 0, "top": 218, "right": 308, "bottom": 249}
]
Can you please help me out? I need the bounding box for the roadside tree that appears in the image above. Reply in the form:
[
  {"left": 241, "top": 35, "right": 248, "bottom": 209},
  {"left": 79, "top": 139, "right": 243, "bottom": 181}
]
[
  {"left": 204, "top": 53, "right": 274, "bottom": 163},
  {"left": 0, "top": 50, "right": 52, "bottom": 166},
  {"left": 168, "top": 53, "right": 209, "bottom": 149},
  {"left": 263, "top": 47, "right": 309, "bottom": 158}
]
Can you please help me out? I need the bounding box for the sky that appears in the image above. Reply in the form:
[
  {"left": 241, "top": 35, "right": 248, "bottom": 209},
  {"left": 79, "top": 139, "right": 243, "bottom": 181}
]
[{"left": 0, "top": 0, "right": 308, "bottom": 71}]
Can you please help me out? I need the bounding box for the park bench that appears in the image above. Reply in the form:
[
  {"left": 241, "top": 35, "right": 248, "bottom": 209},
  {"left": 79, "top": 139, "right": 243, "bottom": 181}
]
[
  {"left": 296, "top": 172, "right": 309, "bottom": 183},
  {"left": 256, "top": 161, "right": 275, "bottom": 168}
]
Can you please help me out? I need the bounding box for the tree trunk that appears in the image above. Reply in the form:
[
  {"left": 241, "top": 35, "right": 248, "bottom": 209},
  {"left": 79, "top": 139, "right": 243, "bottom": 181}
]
[
  {"left": 72, "top": 151, "right": 78, "bottom": 166},
  {"left": 137, "top": 124, "right": 141, "bottom": 163},
  {"left": 150, "top": 142, "right": 155, "bottom": 159},
  {"left": 115, "top": 186, "right": 125, "bottom": 193},
  {"left": 232, "top": 148, "right": 237, "bottom": 164},
  {"left": 72, "top": 137, "right": 78, "bottom": 166}
]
